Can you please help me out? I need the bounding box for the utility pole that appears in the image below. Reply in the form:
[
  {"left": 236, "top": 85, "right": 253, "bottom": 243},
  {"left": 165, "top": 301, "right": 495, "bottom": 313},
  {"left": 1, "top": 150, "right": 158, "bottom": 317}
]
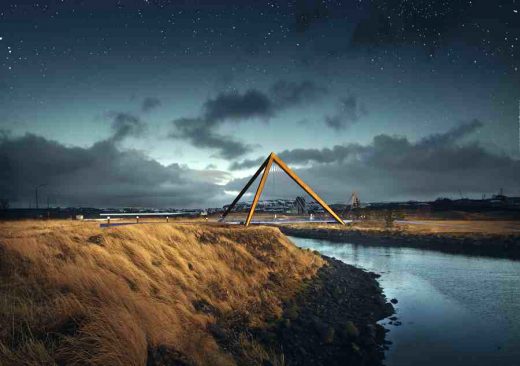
[{"left": 34, "top": 184, "right": 47, "bottom": 209}]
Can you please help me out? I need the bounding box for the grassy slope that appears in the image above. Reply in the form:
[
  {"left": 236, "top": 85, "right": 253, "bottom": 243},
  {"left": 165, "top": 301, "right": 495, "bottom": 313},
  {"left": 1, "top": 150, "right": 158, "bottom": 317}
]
[{"left": 0, "top": 221, "right": 324, "bottom": 365}]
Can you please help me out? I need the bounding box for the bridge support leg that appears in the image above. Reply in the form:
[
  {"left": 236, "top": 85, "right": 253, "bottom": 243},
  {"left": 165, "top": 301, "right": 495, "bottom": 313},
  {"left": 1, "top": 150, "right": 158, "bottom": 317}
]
[
  {"left": 271, "top": 154, "right": 344, "bottom": 225},
  {"left": 220, "top": 155, "right": 271, "bottom": 221},
  {"left": 245, "top": 154, "right": 274, "bottom": 226}
]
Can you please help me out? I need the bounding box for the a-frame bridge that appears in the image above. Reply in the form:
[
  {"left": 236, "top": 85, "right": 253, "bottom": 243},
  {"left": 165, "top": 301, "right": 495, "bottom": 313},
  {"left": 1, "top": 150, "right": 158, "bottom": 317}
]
[{"left": 221, "top": 152, "right": 345, "bottom": 226}]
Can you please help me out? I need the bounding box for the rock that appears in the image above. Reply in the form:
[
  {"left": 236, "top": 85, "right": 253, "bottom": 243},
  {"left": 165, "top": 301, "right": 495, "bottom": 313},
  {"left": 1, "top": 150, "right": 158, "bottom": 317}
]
[
  {"left": 351, "top": 342, "right": 361, "bottom": 354},
  {"left": 394, "top": 321, "right": 402, "bottom": 326},
  {"left": 332, "top": 285, "right": 344, "bottom": 297},
  {"left": 188, "top": 262, "right": 194, "bottom": 271},
  {"left": 344, "top": 321, "right": 360, "bottom": 339},
  {"left": 366, "top": 324, "right": 376, "bottom": 338},
  {"left": 368, "top": 271, "right": 381, "bottom": 278},
  {"left": 257, "top": 329, "right": 277, "bottom": 343},
  {"left": 322, "top": 326, "right": 335, "bottom": 344},
  {"left": 374, "top": 324, "right": 386, "bottom": 342},
  {"left": 207, "top": 323, "right": 226, "bottom": 340},
  {"left": 284, "top": 304, "right": 299, "bottom": 320},
  {"left": 192, "top": 299, "right": 219, "bottom": 316},
  {"left": 147, "top": 345, "right": 191, "bottom": 366},
  {"left": 313, "top": 320, "right": 335, "bottom": 344},
  {"left": 390, "top": 298, "right": 398, "bottom": 304},
  {"left": 384, "top": 302, "right": 395, "bottom": 316},
  {"left": 87, "top": 235, "right": 104, "bottom": 246},
  {"left": 313, "top": 318, "right": 326, "bottom": 332},
  {"left": 268, "top": 272, "right": 283, "bottom": 286},
  {"left": 298, "top": 346, "right": 307, "bottom": 355}
]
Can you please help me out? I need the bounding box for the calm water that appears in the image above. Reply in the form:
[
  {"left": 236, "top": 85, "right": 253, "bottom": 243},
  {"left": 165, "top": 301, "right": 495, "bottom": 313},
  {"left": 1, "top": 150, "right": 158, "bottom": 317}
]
[{"left": 290, "top": 237, "right": 520, "bottom": 366}]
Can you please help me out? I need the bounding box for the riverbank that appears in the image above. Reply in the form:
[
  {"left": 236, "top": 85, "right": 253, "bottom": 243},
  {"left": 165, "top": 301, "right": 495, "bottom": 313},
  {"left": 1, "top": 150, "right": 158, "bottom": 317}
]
[
  {"left": 0, "top": 220, "right": 393, "bottom": 365},
  {"left": 291, "top": 235, "right": 520, "bottom": 366},
  {"left": 214, "top": 254, "right": 394, "bottom": 366},
  {"left": 280, "top": 223, "right": 520, "bottom": 260},
  {"left": 268, "top": 255, "right": 394, "bottom": 365}
]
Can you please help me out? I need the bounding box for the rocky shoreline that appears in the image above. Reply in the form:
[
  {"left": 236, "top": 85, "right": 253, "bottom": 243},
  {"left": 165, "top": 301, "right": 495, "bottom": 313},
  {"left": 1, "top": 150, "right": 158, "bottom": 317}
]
[
  {"left": 211, "top": 255, "right": 394, "bottom": 366},
  {"left": 279, "top": 226, "right": 520, "bottom": 260}
]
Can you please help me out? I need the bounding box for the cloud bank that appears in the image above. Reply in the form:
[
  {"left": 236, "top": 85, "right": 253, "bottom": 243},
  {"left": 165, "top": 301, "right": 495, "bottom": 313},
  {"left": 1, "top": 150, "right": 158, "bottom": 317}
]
[
  {"left": 2, "top": 118, "right": 517, "bottom": 208},
  {"left": 227, "top": 120, "right": 520, "bottom": 202},
  {"left": 0, "top": 133, "right": 229, "bottom": 208}
]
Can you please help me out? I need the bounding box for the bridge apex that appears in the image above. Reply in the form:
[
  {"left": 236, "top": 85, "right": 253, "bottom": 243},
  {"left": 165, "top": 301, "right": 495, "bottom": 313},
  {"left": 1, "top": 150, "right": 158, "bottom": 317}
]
[{"left": 220, "top": 152, "right": 345, "bottom": 226}]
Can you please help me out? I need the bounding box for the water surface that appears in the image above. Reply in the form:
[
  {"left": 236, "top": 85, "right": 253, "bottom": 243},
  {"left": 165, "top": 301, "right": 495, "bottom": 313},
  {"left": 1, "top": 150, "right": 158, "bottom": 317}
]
[{"left": 290, "top": 237, "right": 520, "bottom": 366}]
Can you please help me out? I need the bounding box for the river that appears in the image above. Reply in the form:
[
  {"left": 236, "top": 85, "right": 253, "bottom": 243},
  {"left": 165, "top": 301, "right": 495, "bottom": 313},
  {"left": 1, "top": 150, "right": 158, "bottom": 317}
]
[{"left": 290, "top": 237, "right": 520, "bottom": 366}]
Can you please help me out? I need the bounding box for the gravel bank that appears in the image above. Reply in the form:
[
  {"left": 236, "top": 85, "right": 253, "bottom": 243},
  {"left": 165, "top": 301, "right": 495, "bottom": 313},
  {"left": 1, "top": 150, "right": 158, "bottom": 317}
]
[{"left": 212, "top": 255, "right": 394, "bottom": 366}]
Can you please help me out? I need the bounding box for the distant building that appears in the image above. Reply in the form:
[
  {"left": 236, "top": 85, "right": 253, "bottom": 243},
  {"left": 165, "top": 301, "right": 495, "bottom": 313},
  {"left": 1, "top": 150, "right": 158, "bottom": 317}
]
[{"left": 294, "top": 196, "right": 307, "bottom": 214}]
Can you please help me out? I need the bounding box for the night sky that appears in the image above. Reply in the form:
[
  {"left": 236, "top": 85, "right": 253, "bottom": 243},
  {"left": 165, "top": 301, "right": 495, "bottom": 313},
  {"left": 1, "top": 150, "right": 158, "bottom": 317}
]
[{"left": 1, "top": 0, "right": 520, "bottom": 208}]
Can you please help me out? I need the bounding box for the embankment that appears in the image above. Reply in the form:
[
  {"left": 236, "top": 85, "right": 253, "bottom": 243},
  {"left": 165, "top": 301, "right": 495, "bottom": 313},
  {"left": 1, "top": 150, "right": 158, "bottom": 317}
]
[
  {"left": 0, "top": 221, "right": 392, "bottom": 365},
  {"left": 280, "top": 225, "right": 520, "bottom": 260}
]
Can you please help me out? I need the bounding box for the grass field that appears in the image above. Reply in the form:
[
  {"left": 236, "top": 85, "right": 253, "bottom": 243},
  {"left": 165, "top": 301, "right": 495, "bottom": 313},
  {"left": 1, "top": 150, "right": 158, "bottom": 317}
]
[
  {"left": 283, "top": 219, "right": 520, "bottom": 236},
  {"left": 0, "top": 220, "right": 324, "bottom": 365},
  {"left": 99, "top": 214, "right": 520, "bottom": 236}
]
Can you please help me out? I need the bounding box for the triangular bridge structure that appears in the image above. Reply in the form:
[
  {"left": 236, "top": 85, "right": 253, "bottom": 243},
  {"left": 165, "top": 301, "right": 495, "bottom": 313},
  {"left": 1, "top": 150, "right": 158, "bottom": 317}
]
[{"left": 221, "top": 152, "right": 345, "bottom": 227}]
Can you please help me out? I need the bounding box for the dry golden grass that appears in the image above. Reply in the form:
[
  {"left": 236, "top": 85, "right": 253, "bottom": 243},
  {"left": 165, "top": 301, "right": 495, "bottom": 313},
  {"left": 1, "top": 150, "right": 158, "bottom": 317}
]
[
  {"left": 284, "top": 219, "right": 520, "bottom": 236},
  {"left": 392, "top": 220, "right": 520, "bottom": 235},
  {"left": 0, "top": 220, "right": 324, "bottom": 366}
]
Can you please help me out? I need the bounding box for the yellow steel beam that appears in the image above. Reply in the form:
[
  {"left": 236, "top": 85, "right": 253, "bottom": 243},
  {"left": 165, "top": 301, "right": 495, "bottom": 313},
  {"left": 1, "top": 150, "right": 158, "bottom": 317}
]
[
  {"left": 245, "top": 153, "right": 274, "bottom": 226},
  {"left": 220, "top": 155, "right": 270, "bottom": 221},
  {"left": 271, "top": 153, "right": 345, "bottom": 225},
  {"left": 232, "top": 152, "right": 344, "bottom": 227}
]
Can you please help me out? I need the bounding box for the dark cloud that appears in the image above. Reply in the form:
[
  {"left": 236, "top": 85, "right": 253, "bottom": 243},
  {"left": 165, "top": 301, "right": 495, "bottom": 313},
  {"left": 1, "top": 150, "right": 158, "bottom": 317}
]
[
  {"left": 324, "top": 96, "right": 367, "bottom": 130},
  {"left": 141, "top": 97, "right": 162, "bottom": 112},
  {"left": 229, "top": 145, "right": 359, "bottom": 170},
  {"left": 278, "top": 145, "right": 362, "bottom": 165},
  {"left": 201, "top": 81, "right": 326, "bottom": 123},
  {"left": 171, "top": 117, "right": 252, "bottom": 160},
  {"left": 203, "top": 89, "right": 274, "bottom": 123},
  {"left": 226, "top": 121, "right": 520, "bottom": 202},
  {"left": 170, "top": 80, "right": 327, "bottom": 159},
  {"left": 421, "top": 119, "right": 483, "bottom": 147},
  {"left": 170, "top": 89, "right": 272, "bottom": 160},
  {"left": 0, "top": 133, "right": 228, "bottom": 208},
  {"left": 109, "top": 112, "right": 146, "bottom": 141},
  {"left": 270, "top": 80, "right": 328, "bottom": 108},
  {"left": 229, "top": 157, "right": 265, "bottom": 171}
]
